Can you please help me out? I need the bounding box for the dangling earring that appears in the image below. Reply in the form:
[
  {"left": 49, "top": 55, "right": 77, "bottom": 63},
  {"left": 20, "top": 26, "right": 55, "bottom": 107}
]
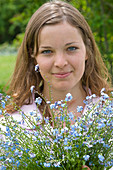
[{"left": 35, "top": 64, "right": 39, "bottom": 72}]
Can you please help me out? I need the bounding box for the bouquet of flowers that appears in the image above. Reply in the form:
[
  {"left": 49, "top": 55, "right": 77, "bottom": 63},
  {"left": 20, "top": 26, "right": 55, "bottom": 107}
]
[{"left": 0, "top": 88, "right": 113, "bottom": 170}]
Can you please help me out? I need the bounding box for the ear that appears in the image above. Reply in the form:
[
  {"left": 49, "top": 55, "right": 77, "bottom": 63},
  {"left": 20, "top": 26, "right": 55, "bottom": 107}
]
[{"left": 85, "top": 54, "right": 88, "bottom": 60}]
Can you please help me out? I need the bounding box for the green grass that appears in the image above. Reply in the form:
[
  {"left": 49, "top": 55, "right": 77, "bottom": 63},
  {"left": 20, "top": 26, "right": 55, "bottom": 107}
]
[{"left": 0, "top": 54, "right": 16, "bottom": 93}]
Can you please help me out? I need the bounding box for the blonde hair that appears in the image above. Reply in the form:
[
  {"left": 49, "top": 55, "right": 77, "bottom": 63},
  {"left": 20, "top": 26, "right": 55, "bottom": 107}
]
[{"left": 8, "top": 0, "right": 111, "bottom": 111}]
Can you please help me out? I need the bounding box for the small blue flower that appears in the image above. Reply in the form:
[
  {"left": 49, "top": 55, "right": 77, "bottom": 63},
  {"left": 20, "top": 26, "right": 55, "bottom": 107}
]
[
  {"left": 26, "top": 149, "right": 30, "bottom": 153},
  {"left": 54, "top": 162, "right": 60, "bottom": 167},
  {"left": 0, "top": 109, "right": 2, "bottom": 115},
  {"left": 97, "top": 122, "right": 105, "bottom": 129},
  {"left": 6, "top": 158, "right": 12, "bottom": 163},
  {"left": 44, "top": 162, "right": 51, "bottom": 167},
  {"left": 50, "top": 104, "right": 55, "bottom": 109},
  {"left": 46, "top": 101, "right": 51, "bottom": 104},
  {"left": 61, "top": 128, "right": 64, "bottom": 134},
  {"left": 16, "top": 160, "right": 20, "bottom": 167},
  {"left": 77, "top": 106, "right": 83, "bottom": 112},
  {"left": 64, "top": 138, "right": 68, "bottom": 145},
  {"left": 76, "top": 152, "right": 79, "bottom": 157},
  {"left": 35, "top": 116, "right": 41, "bottom": 121},
  {"left": 111, "top": 91, "right": 113, "bottom": 96},
  {"left": 6, "top": 126, "right": 10, "bottom": 132},
  {"left": 92, "top": 94, "right": 96, "bottom": 98},
  {"left": 101, "top": 88, "right": 106, "bottom": 93},
  {"left": 101, "top": 92, "right": 109, "bottom": 100},
  {"left": 53, "top": 138, "right": 59, "bottom": 143},
  {"left": 64, "top": 127, "right": 68, "bottom": 132},
  {"left": 54, "top": 101, "right": 59, "bottom": 109},
  {"left": 5, "top": 95, "right": 10, "bottom": 101},
  {"left": 1, "top": 165, "right": 6, "bottom": 170},
  {"left": 53, "top": 128, "right": 59, "bottom": 136},
  {"left": 98, "top": 154, "right": 104, "bottom": 162},
  {"left": 0, "top": 156, "right": 4, "bottom": 160},
  {"left": 86, "top": 96, "right": 90, "bottom": 100},
  {"left": 57, "top": 101, "right": 62, "bottom": 105},
  {"left": 29, "top": 153, "right": 36, "bottom": 158},
  {"left": 83, "top": 100, "right": 88, "bottom": 105},
  {"left": 68, "top": 112, "right": 74, "bottom": 120},
  {"left": 61, "top": 103, "right": 67, "bottom": 108},
  {"left": 14, "top": 150, "right": 19, "bottom": 155},
  {"left": 65, "top": 93, "right": 73, "bottom": 102},
  {"left": 64, "top": 146, "right": 72, "bottom": 150},
  {"left": 44, "top": 117, "right": 49, "bottom": 124},
  {"left": 83, "top": 155, "right": 90, "bottom": 161},
  {"left": 60, "top": 115, "right": 65, "bottom": 121},
  {"left": 18, "top": 151, "right": 23, "bottom": 157},
  {"left": 30, "top": 111, "right": 35, "bottom": 115},
  {"left": 21, "top": 112, "right": 26, "bottom": 118},
  {"left": 1, "top": 100, "right": 5, "bottom": 108},
  {"left": 35, "top": 97, "right": 42, "bottom": 105},
  {"left": 33, "top": 125, "right": 36, "bottom": 129}
]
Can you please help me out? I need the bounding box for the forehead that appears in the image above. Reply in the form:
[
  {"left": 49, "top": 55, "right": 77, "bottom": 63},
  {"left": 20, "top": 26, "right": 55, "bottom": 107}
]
[{"left": 38, "top": 21, "right": 83, "bottom": 45}]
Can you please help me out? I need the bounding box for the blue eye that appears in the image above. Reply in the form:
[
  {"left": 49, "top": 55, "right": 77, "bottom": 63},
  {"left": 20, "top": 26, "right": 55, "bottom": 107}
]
[
  {"left": 67, "top": 46, "right": 77, "bottom": 51},
  {"left": 41, "top": 50, "right": 52, "bottom": 54}
]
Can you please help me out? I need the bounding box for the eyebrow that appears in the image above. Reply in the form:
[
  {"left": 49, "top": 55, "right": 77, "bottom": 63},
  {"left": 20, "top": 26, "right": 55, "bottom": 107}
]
[
  {"left": 65, "top": 42, "right": 79, "bottom": 46},
  {"left": 39, "top": 42, "right": 79, "bottom": 49},
  {"left": 39, "top": 46, "right": 52, "bottom": 49}
]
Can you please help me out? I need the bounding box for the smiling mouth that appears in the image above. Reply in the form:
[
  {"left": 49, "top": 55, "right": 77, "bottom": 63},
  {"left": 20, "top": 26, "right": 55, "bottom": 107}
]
[{"left": 52, "top": 72, "right": 72, "bottom": 78}]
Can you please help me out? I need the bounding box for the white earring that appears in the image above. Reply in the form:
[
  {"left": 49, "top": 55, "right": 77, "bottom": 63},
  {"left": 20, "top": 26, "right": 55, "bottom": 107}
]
[{"left": 35, "top": 64, "right": 39, "bottom": 72}]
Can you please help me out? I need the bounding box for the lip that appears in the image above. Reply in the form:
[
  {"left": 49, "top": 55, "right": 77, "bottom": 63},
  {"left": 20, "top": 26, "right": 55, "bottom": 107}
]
[{"left": 52, "top": 72, "right": 72, "bottom": 78}]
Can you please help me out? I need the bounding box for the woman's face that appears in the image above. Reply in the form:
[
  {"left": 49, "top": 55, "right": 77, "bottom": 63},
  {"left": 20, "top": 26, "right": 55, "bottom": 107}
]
[{"left": 36, "top": 21, "right": 88, "bottom": 92}]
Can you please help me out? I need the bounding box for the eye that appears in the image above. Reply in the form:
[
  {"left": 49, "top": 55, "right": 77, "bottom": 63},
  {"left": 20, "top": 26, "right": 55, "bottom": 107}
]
[
  {"left": 41, "top": 50, "right": 52, "bottom": 54},
  {"left": 67, "top": 46, "right": 78, "bottom": 51}
]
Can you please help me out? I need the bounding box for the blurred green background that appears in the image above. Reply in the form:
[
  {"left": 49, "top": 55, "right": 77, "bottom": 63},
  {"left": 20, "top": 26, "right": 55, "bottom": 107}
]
[{"left": 0, "top": 0, "right": 113, "bottom": 93}]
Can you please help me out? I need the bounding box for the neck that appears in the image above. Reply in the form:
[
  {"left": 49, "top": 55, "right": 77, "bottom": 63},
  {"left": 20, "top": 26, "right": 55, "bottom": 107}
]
[
  {"left": 42, "top": 83, "right": 86, "bottom": 107},
  {"left": 42, "top": 83, "right": 87, "bottom": 120}
]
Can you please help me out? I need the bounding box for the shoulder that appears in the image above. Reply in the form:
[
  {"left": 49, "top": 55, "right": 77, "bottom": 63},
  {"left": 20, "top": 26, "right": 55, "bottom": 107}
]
[
  {"left": 0, "top": 101, "right": 42, "bottom": 133},
  {"left": 12, "top": 100, "right": 42, "bottom": 122},
  {"left": 0, "top": 101, "right": 39, "bottom": 122},
  {"left": 13, "top": 99, "right": 39, "bottom": 114},
  {"left": 20, "top": 101, "right": 38, "bottom": 113}
]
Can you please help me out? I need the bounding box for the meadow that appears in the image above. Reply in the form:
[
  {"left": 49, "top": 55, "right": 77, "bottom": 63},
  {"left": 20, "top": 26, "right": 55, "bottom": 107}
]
[{"left": 0, "top": 54, "right": 16, "bottom": 93}]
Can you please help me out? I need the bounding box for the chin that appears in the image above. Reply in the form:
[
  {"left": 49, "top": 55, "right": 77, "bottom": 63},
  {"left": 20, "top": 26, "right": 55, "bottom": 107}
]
[{"left": 53, "top": 84, "right": 72, "bottom": 91}]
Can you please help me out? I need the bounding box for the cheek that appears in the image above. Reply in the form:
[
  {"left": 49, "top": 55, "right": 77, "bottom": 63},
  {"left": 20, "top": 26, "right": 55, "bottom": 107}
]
[
  {"left": 71, "top": 56, "right": 85, "bottom": 67},
  {"left": 72, "top": 57, "right": 86, "bottom": 73},
  {"left": 36, "top": 58, "right": 52, "bottom": 75}
]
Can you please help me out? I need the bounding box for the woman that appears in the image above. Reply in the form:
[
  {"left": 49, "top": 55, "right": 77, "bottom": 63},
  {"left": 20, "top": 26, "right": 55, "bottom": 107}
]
[
  {"left": 1, "top": 0, "right": 112, "bottom": 169},
  {"left": 6, "top": 0, "right": 111, "bottom": 117}
]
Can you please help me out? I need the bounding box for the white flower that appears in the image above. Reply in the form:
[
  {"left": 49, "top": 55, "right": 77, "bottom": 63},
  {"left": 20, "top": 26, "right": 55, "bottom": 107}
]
[
  {"left": 35, "top": 97, "right": 42, "bottom": 105},
  {"left": 65, "top": 93, "right": 73, "bottom": 101},
  {"left": 30, "top": 85, "right": 35, "bottom": 93},
  {"left": 35, "top": 64, "right": 39, "bottom": 72}
]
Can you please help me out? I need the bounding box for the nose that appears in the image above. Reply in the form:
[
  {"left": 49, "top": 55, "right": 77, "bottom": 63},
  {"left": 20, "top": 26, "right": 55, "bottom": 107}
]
[{"left": 54, "top": 52, "right": 68, "bottom": 68}]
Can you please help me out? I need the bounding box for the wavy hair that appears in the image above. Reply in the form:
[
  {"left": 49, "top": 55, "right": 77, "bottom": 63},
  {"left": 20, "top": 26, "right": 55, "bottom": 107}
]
[{"left": 7, "top": 0, "right": 111, "bottom": 112}]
